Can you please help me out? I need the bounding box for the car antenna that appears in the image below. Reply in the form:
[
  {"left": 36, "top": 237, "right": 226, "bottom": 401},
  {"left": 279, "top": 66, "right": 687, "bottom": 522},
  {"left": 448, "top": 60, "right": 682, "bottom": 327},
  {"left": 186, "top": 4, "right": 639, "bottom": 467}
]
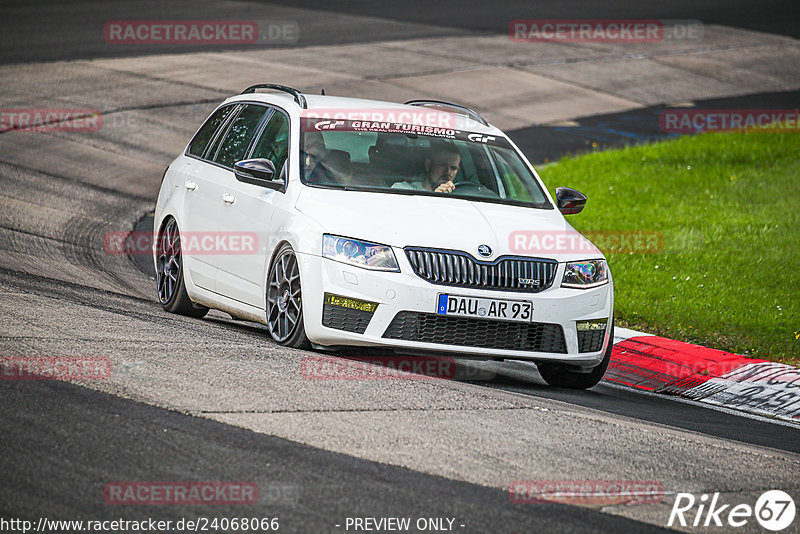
[{"left": 321, "top": 88, "right": 326, "bottom": 95}]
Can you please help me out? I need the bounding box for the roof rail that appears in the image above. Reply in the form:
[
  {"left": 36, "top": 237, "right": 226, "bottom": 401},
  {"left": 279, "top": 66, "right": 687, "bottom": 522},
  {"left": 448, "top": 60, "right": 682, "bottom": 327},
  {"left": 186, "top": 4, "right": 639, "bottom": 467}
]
[
  {"left": 241, "top": 84, "right": 307, "bottom": 109},
  {"left": 404, "top": 99, "right": 488, "bottom": 126}
]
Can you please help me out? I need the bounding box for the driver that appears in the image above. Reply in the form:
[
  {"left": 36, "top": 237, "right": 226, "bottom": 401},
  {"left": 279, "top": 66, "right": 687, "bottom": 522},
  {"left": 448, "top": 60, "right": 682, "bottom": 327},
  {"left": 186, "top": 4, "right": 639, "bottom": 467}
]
[{"left": 392, "top": 141, "right": 460, "bottom": 193}]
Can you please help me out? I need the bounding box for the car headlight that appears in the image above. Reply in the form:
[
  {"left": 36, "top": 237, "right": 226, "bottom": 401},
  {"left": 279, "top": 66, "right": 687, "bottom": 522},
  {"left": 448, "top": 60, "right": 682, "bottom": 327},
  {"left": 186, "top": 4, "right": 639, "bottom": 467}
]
[
  {"left": 323, "top": 234, "right": 400, "bottom": 272},
  {"left": 562, "top": 259, "right": 608, "bottom": 289}
]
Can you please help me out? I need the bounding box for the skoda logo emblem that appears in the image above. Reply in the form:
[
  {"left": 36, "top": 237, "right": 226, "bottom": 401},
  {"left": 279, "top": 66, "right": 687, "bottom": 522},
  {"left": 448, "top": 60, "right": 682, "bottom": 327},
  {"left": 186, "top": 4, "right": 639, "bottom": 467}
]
[{"left": 477, "top": 244, "right": 492, "bottom": 257}]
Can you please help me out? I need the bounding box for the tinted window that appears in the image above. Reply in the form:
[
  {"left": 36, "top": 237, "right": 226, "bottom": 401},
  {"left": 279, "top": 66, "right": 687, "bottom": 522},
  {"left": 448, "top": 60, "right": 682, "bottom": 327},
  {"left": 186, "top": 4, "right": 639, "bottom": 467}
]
[
  {"left": 187, "top": 105, "right": 235, "bottom": 158},
  {"left": 213, "top": 104, "right": 269, "bottom": 168},
  {"left": 322, "top": 131, "right": 375, "bottom": 163},
  {"left": 250, "top": 111, "right": 289, "bottom": 173}
]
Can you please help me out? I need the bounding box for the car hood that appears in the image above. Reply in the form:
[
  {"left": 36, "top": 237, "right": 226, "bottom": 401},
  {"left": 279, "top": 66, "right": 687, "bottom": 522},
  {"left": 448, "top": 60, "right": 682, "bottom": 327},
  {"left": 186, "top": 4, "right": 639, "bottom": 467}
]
[{"left": 295, "top": 187, "right": 602, "bottom": 262}]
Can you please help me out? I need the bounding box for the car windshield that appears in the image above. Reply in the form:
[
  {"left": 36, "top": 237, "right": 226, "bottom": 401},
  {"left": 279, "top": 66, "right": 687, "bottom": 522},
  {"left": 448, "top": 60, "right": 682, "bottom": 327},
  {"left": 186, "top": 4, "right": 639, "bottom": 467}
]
[{"left": 299, "top": 118, "right": 552, "bottom": 209}]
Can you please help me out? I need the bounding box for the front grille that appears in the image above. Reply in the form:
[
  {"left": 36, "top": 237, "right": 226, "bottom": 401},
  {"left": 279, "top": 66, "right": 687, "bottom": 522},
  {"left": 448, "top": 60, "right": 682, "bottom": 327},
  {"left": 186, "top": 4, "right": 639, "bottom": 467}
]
[
  {"left": 322, "top": 304, "right": 374, "bottom": 334},
  {"left": 405, "top": 248, "right": 557, "bottom": 293},
  {"left": 383, "top": 312, "right": 567, "bottom": 353}
]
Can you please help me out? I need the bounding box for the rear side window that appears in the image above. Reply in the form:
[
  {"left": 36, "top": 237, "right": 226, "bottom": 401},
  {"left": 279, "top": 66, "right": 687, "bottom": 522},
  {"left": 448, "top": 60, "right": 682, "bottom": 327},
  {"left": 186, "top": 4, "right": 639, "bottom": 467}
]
[
  {"left": 213, "top": 104, "right": 269, "bottom": 168},
  {"left": 187, "top": 105, "right": 235, "bottom": 158},
  {"left": 250, "top": 111, "right": 289, "bottom": 173}
]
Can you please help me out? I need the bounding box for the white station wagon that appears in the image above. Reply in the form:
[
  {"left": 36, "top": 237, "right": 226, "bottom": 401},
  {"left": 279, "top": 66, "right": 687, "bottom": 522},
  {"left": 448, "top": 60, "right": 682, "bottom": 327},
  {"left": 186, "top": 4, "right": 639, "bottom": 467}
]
[{"left": 154, "top": 84, "right": 614, "bottom": 388}]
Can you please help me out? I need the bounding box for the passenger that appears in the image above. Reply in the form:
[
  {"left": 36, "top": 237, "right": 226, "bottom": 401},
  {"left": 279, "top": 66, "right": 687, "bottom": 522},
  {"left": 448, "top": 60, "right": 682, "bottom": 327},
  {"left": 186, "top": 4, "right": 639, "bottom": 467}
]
[
  {"left": 392, "top": 141, "right": 460, "bottom": 194},
  {"left": 301, "top": 131, "right": 327, "bottom": 178}
]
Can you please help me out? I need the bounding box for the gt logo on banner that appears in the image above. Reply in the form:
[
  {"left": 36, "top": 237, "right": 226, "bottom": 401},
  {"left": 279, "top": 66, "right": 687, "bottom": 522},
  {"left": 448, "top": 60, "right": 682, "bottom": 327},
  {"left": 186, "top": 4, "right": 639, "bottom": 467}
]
[
  {"left": 467, "top": 133, "right": 496, "bottom": 143},
  {"left": 314, "top": 120, "right": 344, "bottom": 130}
]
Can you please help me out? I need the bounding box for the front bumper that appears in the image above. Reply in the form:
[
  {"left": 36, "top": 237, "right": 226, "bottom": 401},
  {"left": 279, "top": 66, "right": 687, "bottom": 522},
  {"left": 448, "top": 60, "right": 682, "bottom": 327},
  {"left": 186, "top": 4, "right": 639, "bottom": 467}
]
[{"left": 297, "top": 251, "right": 613, "bottom": 367}]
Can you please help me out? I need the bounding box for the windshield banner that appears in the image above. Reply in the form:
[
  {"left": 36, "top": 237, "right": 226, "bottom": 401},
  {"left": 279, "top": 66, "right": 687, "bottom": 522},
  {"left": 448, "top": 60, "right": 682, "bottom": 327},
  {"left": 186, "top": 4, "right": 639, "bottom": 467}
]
[{"left": 300, "top": 117, "right": 511, "bottom": 148}]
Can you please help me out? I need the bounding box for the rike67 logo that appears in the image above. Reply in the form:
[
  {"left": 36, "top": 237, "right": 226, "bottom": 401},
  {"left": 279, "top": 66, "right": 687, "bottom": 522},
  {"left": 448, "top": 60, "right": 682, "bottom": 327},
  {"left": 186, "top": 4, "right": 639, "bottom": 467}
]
[{"left": 669, "top": 490, "right": 795, "bottom": 531}]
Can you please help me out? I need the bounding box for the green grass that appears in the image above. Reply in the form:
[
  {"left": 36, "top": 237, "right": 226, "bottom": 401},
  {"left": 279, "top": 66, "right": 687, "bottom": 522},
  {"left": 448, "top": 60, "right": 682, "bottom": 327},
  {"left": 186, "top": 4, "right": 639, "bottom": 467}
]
[{"left": 538, "top": 130, "right": 800, "bottom": 365}]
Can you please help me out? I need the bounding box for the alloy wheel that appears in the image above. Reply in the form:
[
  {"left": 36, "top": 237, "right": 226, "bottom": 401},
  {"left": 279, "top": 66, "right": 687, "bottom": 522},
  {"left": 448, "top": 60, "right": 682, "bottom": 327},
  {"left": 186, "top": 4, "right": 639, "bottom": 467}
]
[
  {"left": 266, "top": 248, "right": 303, "bottom": 342},
  {"left": 156, "top": 219, "right": 181, "bottom": 304}
]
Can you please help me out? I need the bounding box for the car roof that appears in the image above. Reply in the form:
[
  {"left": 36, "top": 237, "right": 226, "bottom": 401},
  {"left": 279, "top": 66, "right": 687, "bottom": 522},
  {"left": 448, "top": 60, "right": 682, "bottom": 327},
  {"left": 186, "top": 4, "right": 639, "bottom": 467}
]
[{"left": 223, "top": 92, "right": 504, "bottom": 135}]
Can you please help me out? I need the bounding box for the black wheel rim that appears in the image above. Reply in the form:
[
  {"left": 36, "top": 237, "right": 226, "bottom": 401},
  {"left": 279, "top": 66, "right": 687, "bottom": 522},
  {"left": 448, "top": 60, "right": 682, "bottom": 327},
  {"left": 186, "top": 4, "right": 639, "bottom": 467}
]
[
  {"left": 266, "top": 249, "right": 302, "bottom": 342},
  {"left": 156, "top": 219, "right": 181, "bottom": 304}
]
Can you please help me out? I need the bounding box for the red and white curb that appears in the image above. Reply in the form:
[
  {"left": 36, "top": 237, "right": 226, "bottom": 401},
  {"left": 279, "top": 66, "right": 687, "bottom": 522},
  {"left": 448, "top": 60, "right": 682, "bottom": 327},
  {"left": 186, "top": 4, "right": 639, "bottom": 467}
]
[{"left": 609, "top": 328, "right": 800, "bottom": 424}]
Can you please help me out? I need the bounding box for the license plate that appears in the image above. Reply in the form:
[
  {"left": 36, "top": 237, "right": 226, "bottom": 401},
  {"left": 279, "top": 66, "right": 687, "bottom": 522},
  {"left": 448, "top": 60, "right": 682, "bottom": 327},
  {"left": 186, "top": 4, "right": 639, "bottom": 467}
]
[{"left": 436, "top": 294, "right": 533, "bottom": 322}]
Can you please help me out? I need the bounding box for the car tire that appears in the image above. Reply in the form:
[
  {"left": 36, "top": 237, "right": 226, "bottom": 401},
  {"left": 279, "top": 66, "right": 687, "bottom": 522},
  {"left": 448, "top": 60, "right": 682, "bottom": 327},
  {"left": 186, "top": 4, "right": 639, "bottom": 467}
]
[
  {"left": 155, "top": 217, "right": 209, "bottom": 318},
  {"left": 266, "top": 244, "right": 310, "bottom": 349},
  {"left": 537, "top": 323, "right": 614, "bottom": 389}
]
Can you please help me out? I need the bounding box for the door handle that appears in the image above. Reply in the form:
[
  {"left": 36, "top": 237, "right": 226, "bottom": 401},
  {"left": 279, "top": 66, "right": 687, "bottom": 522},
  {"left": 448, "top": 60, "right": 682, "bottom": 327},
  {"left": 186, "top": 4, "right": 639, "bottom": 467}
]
[
  {"left": 184, "top": 180, "right": 197, "bottom": 191},
  {"left": 222, "top": 193, "right": 235, "bottom": 204}
]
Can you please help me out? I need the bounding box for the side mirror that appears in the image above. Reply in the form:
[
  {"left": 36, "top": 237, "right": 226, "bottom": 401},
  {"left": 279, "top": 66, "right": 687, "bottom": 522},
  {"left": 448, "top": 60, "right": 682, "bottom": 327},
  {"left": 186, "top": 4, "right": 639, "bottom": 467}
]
[
  {"left": 234, "top": 158, "right": 282, "bottom": 190},
  {"left": 555, "top": 187, "right": 587, "bottom": 215}
]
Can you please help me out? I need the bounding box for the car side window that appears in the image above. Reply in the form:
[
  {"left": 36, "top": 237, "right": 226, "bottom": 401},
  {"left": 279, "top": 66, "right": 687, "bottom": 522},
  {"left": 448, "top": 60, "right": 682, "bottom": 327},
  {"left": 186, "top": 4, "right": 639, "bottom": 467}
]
[
  {"left": 212, "top": 104, "right": 269, "bottom": 168},
  {"left": 492, "top": 149, "right": 537, "bottom": 203},
  {"left": 249, "top": 110, "right": 289, "bottom": 173},
  {"left": 187, "top": 105, "right": 235, "bottom": 158}
]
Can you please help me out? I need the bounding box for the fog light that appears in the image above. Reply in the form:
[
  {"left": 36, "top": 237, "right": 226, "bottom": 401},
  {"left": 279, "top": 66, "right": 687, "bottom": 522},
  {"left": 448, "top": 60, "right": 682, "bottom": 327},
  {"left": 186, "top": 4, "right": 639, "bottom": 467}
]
[
  {"left": 323, "top": 293, "right": 378, "bottom": 335},
  {"left": 324, "top": 293, "right": 378, "bottom": 313},
  {"left": 576, "top": 318, "right": 608, "bottom": 331},
  {"left": 576, "top": 318, "right": 607, "bottom": 353}
]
